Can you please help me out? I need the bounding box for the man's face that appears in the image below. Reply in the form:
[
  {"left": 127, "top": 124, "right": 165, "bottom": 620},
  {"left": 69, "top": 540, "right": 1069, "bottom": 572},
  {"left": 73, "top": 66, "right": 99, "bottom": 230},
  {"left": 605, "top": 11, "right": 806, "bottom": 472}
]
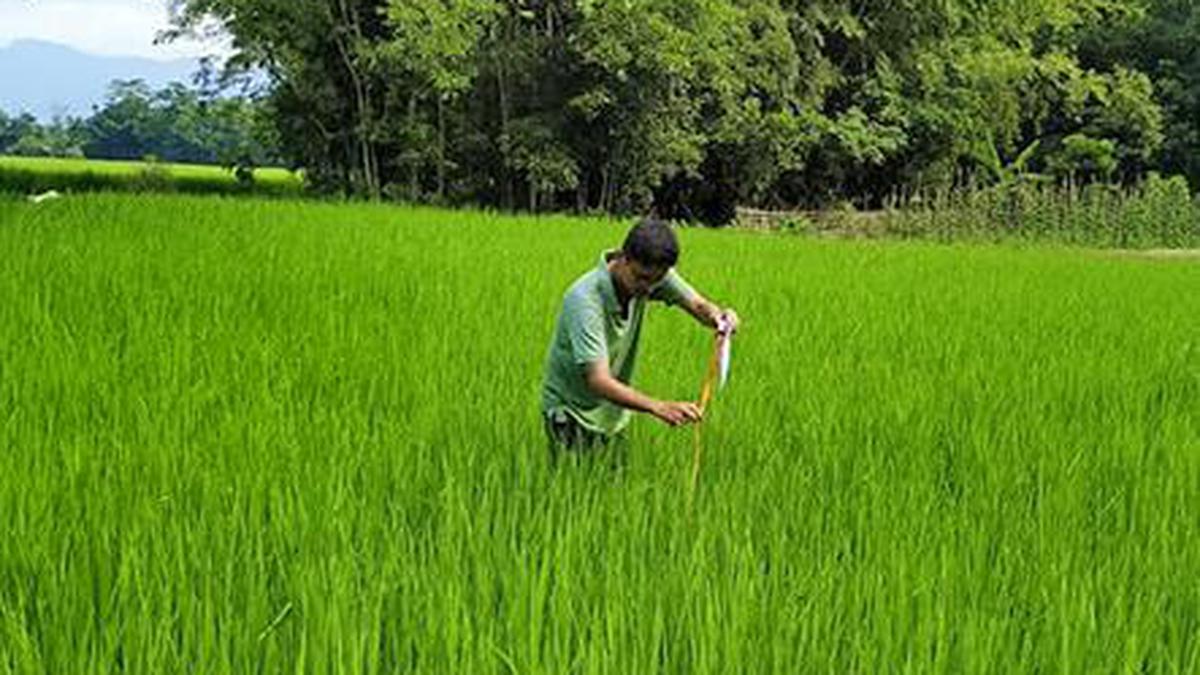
[{"left": 616, "top": 257, "right": 669, "bottom": 298}]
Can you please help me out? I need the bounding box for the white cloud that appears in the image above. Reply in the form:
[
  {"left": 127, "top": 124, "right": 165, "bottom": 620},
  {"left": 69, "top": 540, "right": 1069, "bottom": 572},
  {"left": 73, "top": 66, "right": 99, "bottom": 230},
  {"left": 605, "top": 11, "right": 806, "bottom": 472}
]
[{"left": 0, "top": 0, "right": 229, "bottom": 61}]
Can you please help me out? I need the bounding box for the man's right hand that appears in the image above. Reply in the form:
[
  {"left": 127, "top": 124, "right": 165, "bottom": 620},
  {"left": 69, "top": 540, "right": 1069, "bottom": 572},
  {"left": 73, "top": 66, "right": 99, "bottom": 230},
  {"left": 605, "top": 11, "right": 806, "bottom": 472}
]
[
  {"left": 585, "top": 362, "right": 705, "bottom": 427},
  {"left": 652, "top": 401, "right": 704, "bottom": 427}
]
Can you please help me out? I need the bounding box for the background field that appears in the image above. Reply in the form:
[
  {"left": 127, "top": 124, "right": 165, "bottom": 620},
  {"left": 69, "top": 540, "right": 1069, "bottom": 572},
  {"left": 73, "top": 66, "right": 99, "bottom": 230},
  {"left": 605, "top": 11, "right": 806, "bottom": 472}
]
[
  {"left": 0, "top": 156, "right": 303, "bottom": 198},
  {"left": 1, "top": 193, "right": 1197, "bottom": 673}
]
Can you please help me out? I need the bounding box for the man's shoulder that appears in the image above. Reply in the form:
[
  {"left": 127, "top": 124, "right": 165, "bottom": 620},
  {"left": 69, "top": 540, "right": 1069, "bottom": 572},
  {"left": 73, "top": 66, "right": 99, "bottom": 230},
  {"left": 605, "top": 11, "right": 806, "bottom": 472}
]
[{"left": 563, "top": 268, "right": 605, "bottom": 306}]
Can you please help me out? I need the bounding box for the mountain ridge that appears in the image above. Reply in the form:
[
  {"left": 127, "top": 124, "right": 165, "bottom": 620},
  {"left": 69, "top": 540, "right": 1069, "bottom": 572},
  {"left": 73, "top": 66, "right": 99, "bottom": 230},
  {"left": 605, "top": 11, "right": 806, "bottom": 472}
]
[{"left": 0, "top": 39, "right": 201, "bottom": 120}]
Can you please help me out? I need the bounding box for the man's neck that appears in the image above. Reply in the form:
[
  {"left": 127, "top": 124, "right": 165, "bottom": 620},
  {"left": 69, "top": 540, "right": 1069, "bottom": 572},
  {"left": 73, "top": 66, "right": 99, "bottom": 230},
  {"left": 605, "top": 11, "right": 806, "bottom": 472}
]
[{"left": 606, "top": 258, "right": 633, "bottom": 315}]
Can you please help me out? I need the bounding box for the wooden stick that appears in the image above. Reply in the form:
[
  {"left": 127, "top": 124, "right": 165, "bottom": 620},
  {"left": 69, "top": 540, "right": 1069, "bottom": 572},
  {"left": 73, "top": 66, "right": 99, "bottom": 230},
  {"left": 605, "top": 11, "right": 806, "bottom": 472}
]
[{"left": 688, "top": 333, "right": 723, "bottom": 514}]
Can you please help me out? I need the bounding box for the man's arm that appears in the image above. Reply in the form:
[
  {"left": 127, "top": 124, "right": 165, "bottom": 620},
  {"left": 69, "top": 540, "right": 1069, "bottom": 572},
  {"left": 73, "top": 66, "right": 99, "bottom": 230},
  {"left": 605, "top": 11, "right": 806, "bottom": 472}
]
[
  {"left": 682, "top": 293, "right": 740, "bottom": 333},
  {"left": 584, "top": 361, "right": 702, "bottom": 427}
]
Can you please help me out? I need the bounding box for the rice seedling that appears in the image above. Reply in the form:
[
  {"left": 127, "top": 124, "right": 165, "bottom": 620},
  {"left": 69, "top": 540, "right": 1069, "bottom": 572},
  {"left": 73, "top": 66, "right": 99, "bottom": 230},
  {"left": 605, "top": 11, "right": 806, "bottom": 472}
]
[{"left": 0, "top": 193, "right": 1196, "bottom": 673}]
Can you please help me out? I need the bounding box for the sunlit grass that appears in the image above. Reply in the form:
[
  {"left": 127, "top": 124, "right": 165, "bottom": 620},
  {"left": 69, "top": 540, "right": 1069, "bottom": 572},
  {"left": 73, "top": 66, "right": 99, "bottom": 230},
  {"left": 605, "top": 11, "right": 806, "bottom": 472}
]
[
  {"left": 0, "top": 193, "right": 1197, "bottom": 673},
  {"left": 0, "top": 156, "right": 302, "bottom": 197}
]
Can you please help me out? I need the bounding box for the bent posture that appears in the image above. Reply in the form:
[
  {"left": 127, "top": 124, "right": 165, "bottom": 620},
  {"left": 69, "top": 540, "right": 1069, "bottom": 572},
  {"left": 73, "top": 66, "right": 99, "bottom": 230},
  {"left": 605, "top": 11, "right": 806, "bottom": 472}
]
[{"left": 540, "top": 218, "right": 739, "bottom": 457}]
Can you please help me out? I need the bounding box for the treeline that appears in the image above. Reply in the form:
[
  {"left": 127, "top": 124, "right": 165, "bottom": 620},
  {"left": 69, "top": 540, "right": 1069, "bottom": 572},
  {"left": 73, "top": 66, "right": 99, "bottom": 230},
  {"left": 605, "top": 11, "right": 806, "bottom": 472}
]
[
  {"left": 152, "top": 1, "right": 1198, "bottom": 222},
  {"left": 0, "top": 76, "right": 281, "bottom": 171}
]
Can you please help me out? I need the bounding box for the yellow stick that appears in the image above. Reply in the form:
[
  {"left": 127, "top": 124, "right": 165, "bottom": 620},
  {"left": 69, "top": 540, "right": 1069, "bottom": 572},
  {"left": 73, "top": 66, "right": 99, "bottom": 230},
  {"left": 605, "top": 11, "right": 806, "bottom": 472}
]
[{"left": 688, "top": 332, "right": 723, "bottom": 513}]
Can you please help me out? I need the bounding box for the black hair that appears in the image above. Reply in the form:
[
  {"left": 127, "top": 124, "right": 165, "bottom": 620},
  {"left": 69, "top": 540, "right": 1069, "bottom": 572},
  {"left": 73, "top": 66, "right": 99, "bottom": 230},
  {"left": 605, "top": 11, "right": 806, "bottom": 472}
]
[{"left": 621, "top": 218, "right": 679, "bottom": 268}]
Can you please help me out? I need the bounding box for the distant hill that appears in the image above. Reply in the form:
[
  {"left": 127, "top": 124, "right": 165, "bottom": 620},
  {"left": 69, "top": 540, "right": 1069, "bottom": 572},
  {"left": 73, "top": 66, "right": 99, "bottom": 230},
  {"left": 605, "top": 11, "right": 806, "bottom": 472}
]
[{"left": 0, "top": 39, "right": 199, "bottom": 120}]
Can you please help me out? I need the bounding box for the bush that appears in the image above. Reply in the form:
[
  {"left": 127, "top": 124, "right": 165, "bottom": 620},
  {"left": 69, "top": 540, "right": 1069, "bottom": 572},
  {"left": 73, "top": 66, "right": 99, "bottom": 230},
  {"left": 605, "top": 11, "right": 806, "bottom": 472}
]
[{"left": 131, "top": 156, "right": 175, "bottom": 193}]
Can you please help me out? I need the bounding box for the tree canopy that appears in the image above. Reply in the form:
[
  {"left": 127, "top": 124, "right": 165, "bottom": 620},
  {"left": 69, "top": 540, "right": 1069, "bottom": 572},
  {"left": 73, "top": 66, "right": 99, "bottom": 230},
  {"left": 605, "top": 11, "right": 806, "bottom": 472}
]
[{"left": 152, "top": 0, "right": 1200, "bottom": 219}]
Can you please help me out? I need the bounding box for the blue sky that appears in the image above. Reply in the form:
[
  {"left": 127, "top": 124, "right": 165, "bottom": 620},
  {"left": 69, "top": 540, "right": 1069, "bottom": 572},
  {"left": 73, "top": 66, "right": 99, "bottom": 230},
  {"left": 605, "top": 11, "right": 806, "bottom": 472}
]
[{"left": 0, "top": 0, "right": 227, "bottom": 60}]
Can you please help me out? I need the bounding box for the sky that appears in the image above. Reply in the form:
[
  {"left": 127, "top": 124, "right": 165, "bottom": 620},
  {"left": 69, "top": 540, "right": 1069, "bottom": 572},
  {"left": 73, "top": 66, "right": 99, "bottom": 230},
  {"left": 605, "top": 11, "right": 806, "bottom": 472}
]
[{"left": 0, "top": 0, "right": 228, "bottom": 60}]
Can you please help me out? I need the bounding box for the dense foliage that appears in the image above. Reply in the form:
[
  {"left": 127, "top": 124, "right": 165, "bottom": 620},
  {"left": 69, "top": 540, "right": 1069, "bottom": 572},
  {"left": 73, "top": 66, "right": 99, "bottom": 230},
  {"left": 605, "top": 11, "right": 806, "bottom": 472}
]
[
  {"left": 162, "top": 0, "right": 1200, "bottom": 222},
  {"left": 0, "top": 76, "right": 281, "bottom": 172}
]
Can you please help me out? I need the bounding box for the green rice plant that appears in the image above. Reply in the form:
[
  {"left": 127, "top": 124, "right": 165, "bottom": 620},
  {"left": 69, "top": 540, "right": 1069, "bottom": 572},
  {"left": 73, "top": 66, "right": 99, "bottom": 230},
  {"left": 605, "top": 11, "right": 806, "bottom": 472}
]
[
  {"left": 0, "top": 194, "right": 1197, "bottom": 673},
  {"left": 0, "top": 156, "right": 304, "bottom": 198}
]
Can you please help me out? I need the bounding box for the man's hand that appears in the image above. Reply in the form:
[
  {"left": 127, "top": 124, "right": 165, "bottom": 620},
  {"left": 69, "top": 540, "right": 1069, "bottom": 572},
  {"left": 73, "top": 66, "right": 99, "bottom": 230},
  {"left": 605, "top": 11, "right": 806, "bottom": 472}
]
[
  {"left": 717, "top": 308, "right": 740, "bottom": 335},
  {"left": 651, "top": 401, "right": 704, "bottom": 427},
  {"left": 586, "top": 363, "right": 703, "bottom": 426},
  {"left": 684, "top": 295, "right": 740, "bottom": 335}
]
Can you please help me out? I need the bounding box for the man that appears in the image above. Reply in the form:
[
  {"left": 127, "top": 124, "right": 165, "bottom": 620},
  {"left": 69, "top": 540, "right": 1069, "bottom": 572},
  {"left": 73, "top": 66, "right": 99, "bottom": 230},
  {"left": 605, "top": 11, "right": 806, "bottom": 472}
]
[{"left": 540, "top": 218, "right": 740, "bottom": 458}]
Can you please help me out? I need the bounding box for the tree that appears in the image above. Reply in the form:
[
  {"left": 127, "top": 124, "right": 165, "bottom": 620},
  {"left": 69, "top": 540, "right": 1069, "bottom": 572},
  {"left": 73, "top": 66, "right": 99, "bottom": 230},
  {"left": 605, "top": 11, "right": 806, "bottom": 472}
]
[
  {"left": 6, "top": 116, "right": 88, "bottom": 158},
  {"left": 78, "top": 78, "right": 274, "bottom": 166},
  {"left": 382, "top": 0, "right": 497, "bottom": 202},
  {"left": 84, "top": 80, "right": 159, "bottom": 160},
  {"left": 1078, "top": 0, "right": 1200, "bottom": 189},
  {"left": 0, "top": 112, "right": 40, "bottom": 153},
  {"left": 163, "top": 0, "right": 1193, "bottom": 217},
  {"left": 169, "top": 0, "right": 391, "bottom": 196}
]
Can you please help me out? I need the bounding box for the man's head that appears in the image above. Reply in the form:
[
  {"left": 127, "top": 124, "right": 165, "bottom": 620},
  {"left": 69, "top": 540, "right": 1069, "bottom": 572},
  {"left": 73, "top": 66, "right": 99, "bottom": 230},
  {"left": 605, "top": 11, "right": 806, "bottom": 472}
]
[{"left": 612, "top": 218, "right": 679, "bottom": 298}]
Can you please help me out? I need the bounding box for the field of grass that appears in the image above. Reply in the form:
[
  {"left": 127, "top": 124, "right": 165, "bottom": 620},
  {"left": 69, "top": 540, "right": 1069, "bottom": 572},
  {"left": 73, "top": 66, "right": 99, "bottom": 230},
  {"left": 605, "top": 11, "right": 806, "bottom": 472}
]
[
  {"left": 1, "top": 193, "right": 1197, "bottom": 673},
  {"left": 0, "top": 156, "right": 303, "bottom": 198}
]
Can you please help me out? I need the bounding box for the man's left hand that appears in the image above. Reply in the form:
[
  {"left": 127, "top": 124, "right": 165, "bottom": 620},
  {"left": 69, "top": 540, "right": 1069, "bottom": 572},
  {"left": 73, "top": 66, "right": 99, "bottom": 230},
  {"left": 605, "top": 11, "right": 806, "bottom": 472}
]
[{"left": 717, "top": 308, "right": 739, "bottom": 335}]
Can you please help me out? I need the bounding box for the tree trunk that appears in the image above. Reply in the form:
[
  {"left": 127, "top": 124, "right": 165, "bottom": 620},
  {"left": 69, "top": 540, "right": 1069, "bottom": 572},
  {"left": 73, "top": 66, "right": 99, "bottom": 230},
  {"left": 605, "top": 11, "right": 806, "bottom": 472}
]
[
  {"left": 437, "top": 94, "right": 446, "bottom": 201},
  {"left": 408, "top": 92, "right": 419, "bottom": 201},
  {"left": 358, "top": 88, "right": 376, "bottom": 198},
  {"left": 497, "top": 21, "right": 514, "bottom": 210},
  {"left": 334, "top": 0, "right": 377, "bottom": 199},
  {"left": 599, "top": 165, "right": 609, "bottom": 212}
]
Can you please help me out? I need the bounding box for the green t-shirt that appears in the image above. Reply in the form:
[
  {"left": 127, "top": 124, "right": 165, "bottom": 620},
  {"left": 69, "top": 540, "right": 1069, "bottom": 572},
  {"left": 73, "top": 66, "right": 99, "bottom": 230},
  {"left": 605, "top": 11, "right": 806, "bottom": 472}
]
[{"left": 541, "top": 250, "right": 697, "bottom": 436}]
